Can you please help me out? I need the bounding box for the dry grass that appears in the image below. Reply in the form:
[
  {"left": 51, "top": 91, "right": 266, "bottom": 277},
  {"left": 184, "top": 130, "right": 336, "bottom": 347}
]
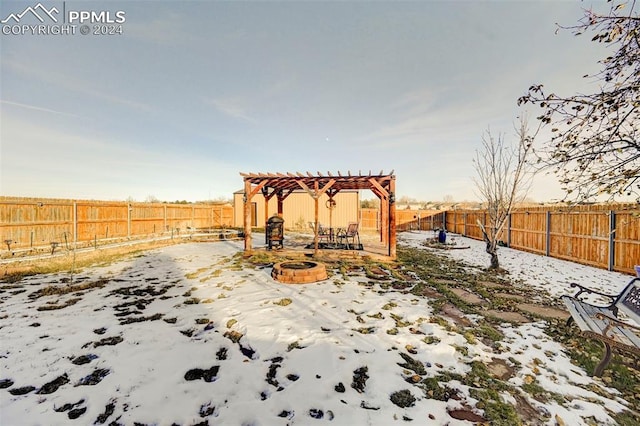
[{"left": 1, "top": 239, "right": 181, "bottom": 282}]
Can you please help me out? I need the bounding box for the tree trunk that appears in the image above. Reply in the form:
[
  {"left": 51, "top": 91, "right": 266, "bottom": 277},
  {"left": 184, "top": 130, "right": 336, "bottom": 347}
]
[{"left": 485, "top": 240, "right": 500, "bottom": 269}]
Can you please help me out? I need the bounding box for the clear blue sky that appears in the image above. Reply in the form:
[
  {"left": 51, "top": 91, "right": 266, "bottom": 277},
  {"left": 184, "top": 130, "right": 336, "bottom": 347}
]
[{"left": 0, "top": 0, "right": 611, "bottom": 202}]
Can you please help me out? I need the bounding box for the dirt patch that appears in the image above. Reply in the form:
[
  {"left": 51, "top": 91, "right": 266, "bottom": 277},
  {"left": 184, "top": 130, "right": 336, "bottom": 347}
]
[
  {"left": 84, "top": 336, "right": 123, "bottom": 348},
  {"left": 36, "top": 374, "right": 69, "bottom": 394},
  {"left": 485, "top": 310, "right": 531, "bottom": 324},
  {"left": 0, "top": 379, "right": 14, "bottom": 389},
  {"left": 495, "top": 292, "right": 527, "bottom": 301},
  {"left": 432, "top": 278, "right": 458, "bottom": 286},
  {"left": 8, "top": 386, "right": 36, "bottom": 395},
  {"left": 487, "top": 358, "right": 515, "bottom": 380},
  {"left": 351, "top": 366, "right": 369, "bottom": 393},
  {"left": 448, "top": 408, "right": 487, "bottom": 422},
  {"left": 185, "top": 366, "right": 220, "bottom": 382},
  {"left": 29, "top": 279, "right": 109, "bottom": 300},
  {"left": 366, "top": 266, "right": 391, "bottom": 280},
  {"left": 71, "top": 354, "right": 98, "bottom": 365},
  {"left": 77, "top": 369, "right": 110, "bottom": 386},
  {"left": 513, "top": 392, "right": 543, "bottom": 422},
  {"left": 517, "top": 303, "right": 570, "bottom": 320}
]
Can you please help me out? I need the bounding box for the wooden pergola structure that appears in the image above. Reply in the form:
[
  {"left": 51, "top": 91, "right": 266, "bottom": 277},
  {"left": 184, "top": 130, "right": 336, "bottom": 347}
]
[{"left": 240, "top": 171, "right": 397, "bottom": 258}]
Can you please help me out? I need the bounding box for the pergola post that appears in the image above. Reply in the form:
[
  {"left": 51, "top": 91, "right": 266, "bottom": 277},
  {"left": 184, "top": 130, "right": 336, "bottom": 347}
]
[
  {"left": 389, "top": 176, "right": 396, "bottom": 258},
  {"left": 381, "top": 196, "right": 388, "bottom": 245},
  {"left": 277, "top": 190, "right": 284, "bottom": 216},
  {"left": 243, "top": 179, "right": 252, "bottom": 253},
  {"left": 262, "top": 187, "right": 270, "bottom": 226},
  {"left": 314, "top": 182, "right": 319, "bottom": 256}
]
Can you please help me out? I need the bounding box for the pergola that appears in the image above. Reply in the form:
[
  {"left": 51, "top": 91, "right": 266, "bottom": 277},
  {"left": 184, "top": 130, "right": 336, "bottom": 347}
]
[{"left": 240, "top": 171, "right": 397, "bottom": 258}]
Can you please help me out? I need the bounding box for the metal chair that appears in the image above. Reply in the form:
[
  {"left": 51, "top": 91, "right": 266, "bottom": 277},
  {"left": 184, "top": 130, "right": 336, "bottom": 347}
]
[
  {"left": 337, "top": 222, "right": 361, "bottom": 249},
  {"left": 317, "top": 223, "right": 332, "bottom": 244}
]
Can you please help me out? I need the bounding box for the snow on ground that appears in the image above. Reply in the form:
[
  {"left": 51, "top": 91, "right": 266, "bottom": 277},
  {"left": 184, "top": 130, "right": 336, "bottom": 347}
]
[
  {"left": 400, "top": 231, "right": 633, "bottom": 303},
  {"left": 0, "top": 232, "right": 636, "bottom": 425}
]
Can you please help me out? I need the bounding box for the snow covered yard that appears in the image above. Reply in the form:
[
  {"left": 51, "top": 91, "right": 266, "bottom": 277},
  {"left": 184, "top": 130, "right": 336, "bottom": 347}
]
[{"left": 0, "top": 232, "right": 637, "bottom": 425}]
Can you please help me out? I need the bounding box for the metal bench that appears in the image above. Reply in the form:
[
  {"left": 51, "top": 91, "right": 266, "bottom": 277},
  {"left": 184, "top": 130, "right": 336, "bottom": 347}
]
[{"left": 561, "top": 278, "right": 640, "bottom": 376}]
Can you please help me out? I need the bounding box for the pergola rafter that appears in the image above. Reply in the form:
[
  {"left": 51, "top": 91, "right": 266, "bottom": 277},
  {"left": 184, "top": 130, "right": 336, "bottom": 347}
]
[{"left": 240, "top": 171, "right": 397, "bottom": 258}]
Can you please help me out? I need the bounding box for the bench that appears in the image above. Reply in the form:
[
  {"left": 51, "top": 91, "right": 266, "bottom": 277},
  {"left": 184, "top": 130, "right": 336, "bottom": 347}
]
[{"left": 561, "top": 278, "right": 640, "bottom": 376}]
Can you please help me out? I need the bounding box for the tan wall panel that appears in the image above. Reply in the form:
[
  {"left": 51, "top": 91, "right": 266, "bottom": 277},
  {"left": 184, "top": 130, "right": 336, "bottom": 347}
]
[{"left": 234, "top": 191, "right": 359, "bottom": 230}]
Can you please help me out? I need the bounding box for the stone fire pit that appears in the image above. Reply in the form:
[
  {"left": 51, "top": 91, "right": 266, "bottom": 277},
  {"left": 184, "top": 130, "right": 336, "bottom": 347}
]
[{"left": 271, "top": 261, "right": 328, "bottom": 284}]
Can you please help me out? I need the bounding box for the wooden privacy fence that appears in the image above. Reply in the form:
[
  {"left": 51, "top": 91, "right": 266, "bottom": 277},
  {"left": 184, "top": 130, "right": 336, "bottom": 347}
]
[
  {"left": 0, "top": 198, "right": 234, "bottom": 251},
  {"left": 360, "top": 208, "right": 445, "bottom": 232},
  {"left": 445, "top": 205, "right": 640, "bottom": 274}
]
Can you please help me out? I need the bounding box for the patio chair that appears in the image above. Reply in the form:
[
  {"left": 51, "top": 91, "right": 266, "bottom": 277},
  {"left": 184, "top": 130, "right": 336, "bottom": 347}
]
[
  {"left": 337, "top": 222, "right": 361, "bottom": 249},
  {"left": 317, "top": 223, "right": 332, "bottom": 244}
]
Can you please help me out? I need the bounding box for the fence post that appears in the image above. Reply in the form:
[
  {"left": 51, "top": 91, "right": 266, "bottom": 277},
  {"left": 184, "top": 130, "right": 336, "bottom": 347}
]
[
  {"left": 73, "top": 201, "right": 77, "bottom": 247},
  {"left": 463, "top": 212, "right": 467, "bottom": 236},
  {"left": 164, "top": 205, "right": 167, "bottom": 232},
  {"left": 507, "top": 213, "right": 511, "bottom": 248},
  {"left": 608, "top": 210, "right": 616, "bottom": 271},
  {"left": 546, "top": 210, "right": 551, "bottom": 257},
  {"left": 127, "top": 203, "right": 131, "bottom": 239}
]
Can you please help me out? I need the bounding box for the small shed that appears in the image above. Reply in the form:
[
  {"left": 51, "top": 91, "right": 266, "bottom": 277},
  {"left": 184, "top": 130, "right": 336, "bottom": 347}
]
[{"left": 240, "top": 171, "right": 397, "bottom": 258}]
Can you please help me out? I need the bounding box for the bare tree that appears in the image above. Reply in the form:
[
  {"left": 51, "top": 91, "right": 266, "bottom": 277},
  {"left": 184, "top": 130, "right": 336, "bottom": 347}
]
[
  {"left": 473, "top": 117, "right": 537, "bottom": 269},
  {"left": 518, "top": 1, "right": 640, "bottom": 201}
]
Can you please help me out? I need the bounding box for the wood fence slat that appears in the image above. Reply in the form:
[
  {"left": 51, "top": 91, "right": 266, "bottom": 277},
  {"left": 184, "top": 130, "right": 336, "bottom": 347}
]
[
  {"left": 0, "top": 197, "right": 233, "bottom": 251},
  {"left": 444, "top": 205, "right": 639, "bottom": 275}
]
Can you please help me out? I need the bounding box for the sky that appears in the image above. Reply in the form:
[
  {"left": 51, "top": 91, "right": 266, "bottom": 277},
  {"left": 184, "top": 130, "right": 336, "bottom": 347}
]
[{"left": 0, "top": 0, "right": 614, "bottom": 203}]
